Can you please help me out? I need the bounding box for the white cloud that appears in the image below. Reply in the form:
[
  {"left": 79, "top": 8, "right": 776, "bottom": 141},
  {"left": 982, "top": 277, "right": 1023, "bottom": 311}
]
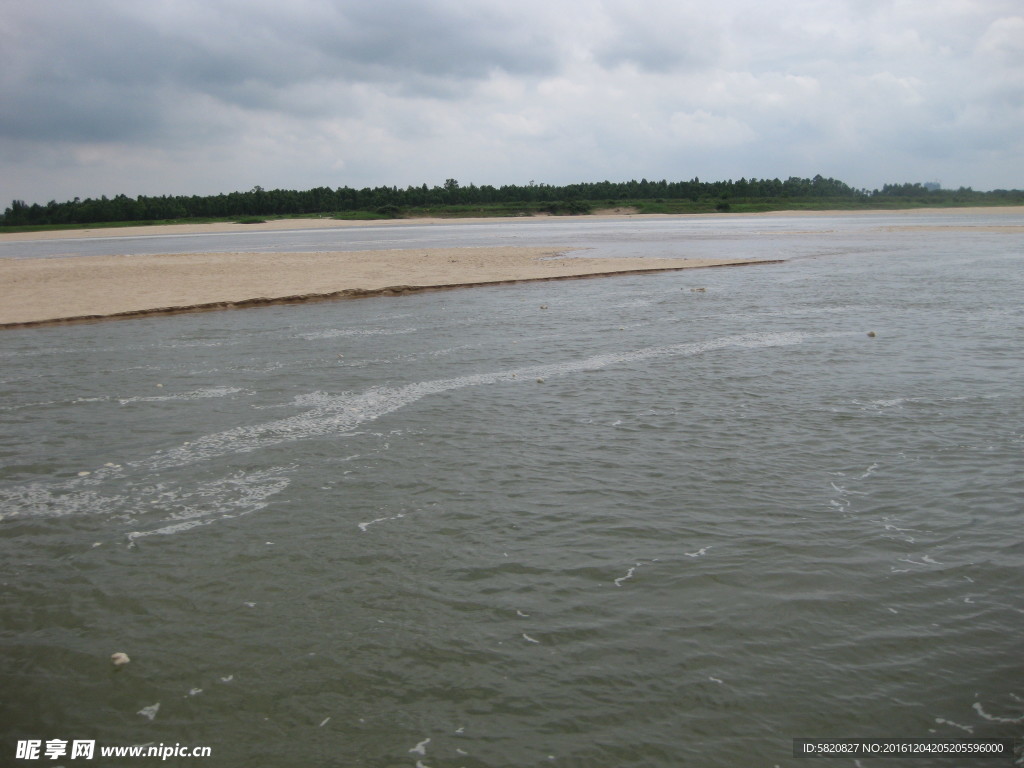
[
  {"left": 670, "top": 111, "right": 756, "bottom": 147},
  {"left": 977, "top": 15, "right": 1024, "bottom": 61}
]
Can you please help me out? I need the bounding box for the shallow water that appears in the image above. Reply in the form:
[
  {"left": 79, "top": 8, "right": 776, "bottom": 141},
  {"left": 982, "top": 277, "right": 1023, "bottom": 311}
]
[{"left": 1, "top": 214, "right": 1022, "bottom": 767}]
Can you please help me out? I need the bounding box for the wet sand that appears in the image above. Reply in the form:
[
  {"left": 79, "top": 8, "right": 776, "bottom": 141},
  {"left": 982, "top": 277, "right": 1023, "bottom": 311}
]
[{"left": 0, "top": 247, "right": 773, "bottom": 328}]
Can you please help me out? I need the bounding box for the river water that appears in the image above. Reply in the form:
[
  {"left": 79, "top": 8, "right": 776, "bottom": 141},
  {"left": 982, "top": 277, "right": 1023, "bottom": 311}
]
[{"left": 1, "top": 213, "right": 1022, "bottom": 767}]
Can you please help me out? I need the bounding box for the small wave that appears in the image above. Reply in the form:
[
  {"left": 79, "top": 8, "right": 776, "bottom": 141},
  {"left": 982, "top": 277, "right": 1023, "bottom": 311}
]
[
  {"left": 896, "top": 555, "right": 943, "bottom": 568},
  {"left": 159, "top": 339, "right": 236, "bottom": 349},
  {"left": 0, "top": 398, "right": 62, "bottom": 412},
  {"left": 934, "top": 717, "right": 973, "bottom": 733},
  {"left": 0, "top": 483, "right": 126, "bottom": 521},
  {"left": 297, "top": 327, "right": 418, "bottom": 339},
  {"left": 0, "top": 461, "right": 291, "bottom": 537},
  {"left": 870, "top": 398, "right": 907, "bottom": 409},
  {"left": 614, "top": 564, "right": 639, "bottom": 586},
  {"left": 126, "top": 467, "right": 291, "bottom": 542},
  {"left": 972, "top": 702, "right": 1024, "bottom": 724},
  {"left": 860, "top": 394, "right": 975, "bottom": 412},
  {"left": 614, "top": 558, "right": 662, "bottom": 585},
  {"left": 408, "top": 738, "right": 430, "bottom": 756},
  {"left": 118, "top": 387, "right": 245, "bottom": 405},
  {"left": 357, "top": 512, "right": 408, "bottom": 532},
  {"left": 0, "top": 338, "right": 238, "bottom": 358}
]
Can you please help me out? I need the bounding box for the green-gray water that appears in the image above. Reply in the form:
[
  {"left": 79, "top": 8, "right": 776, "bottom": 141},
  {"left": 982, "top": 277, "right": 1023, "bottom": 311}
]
[{"left": 1, "top": 214, "right": 1022, "bottom": 766}]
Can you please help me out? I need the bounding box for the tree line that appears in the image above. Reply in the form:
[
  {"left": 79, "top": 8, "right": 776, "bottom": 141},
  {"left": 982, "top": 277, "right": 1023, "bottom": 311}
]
[{"left": 3, "top": 175, "right": 1021, "bottom": 227}]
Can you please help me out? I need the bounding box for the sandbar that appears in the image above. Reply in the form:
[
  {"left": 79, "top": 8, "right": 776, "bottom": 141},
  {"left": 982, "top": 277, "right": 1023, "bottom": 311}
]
[
  {"left": 1, "top": 206, "right": 1021, "bottom": 243},
  {"left": 0, "top": 247, "right": 773, "bottom": 328},
  {"left": 5, "top": 206, "right": 1018, "bottom": 328}
]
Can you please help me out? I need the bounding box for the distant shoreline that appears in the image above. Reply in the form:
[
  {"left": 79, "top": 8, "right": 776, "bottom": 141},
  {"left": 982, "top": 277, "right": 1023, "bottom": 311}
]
[{"left": 1, "top": 205, "right": 1022, "bottom": 243}]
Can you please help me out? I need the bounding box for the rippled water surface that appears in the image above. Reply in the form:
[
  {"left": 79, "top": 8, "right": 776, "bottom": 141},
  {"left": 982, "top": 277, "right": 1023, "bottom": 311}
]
[{"left": 1, "top": 214, "right": 1022, "bottom": 767}]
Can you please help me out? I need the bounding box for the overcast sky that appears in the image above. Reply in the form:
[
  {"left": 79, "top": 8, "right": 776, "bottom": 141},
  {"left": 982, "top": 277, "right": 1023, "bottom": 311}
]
[{"left": 2, "top": 0, "right": 1022, "bottom": 205}]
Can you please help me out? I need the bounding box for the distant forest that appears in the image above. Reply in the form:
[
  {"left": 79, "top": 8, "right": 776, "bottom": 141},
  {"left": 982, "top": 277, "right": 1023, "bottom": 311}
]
[{"left": 3, "top": 175, "right": 1022, "bottom": 227}]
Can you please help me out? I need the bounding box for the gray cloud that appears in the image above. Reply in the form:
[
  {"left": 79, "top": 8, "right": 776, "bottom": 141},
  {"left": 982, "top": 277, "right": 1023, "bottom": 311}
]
[
  {"left": 311, "top": 2, "right": 559, "bottom": 79},
  {"left": 1, "top": 0, "right": 563, "bottom": 141},
  {"left": 1, "top": 0, "right": 1022, "bottom": 204},
  {"left": 591, "top": 3, "right": 722, "bottom": 73}
]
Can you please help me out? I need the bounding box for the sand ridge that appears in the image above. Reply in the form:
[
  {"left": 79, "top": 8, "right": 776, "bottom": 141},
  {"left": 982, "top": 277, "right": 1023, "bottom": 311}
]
[{"left": 0, "top": 246, "right": 776, "bottom": 328}]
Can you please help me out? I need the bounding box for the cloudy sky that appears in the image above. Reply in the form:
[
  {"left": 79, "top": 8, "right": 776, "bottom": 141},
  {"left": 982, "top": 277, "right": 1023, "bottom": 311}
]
[{"left": 2, "top": 0, "right": 1022, "bottom": 205}]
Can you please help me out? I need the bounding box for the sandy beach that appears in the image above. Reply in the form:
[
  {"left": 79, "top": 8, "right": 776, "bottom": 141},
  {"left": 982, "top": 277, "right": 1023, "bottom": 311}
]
[{"left": 0, "top": 246, "right": 771, "bottom": 328}]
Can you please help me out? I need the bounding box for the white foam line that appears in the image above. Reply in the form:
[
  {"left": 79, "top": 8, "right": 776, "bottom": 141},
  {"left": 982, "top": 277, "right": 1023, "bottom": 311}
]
[
  {"left": 357, "top": 512, "right": 407, "bottom": 532},
  {"left": 871, "top": 398, "right": 906, "bottom": 408},
  {"left": 0, "top": 398, "right": 62, "bottom": 412},
  {"left": 522, "top": 633, "right": 540, "bottom": 644},
  {"left": 830, "top": 482, "right": 867, "bottom": 496},
  {"left": 883, "top": 523, "right": 918, "bottom": 532},
  {"left": 0, "top": 483, "right": 126, "bottom": 521},
  {"left": 896, "top": 554, "right": 943, "bottom": 567},
  {"left": 684, "top": 546, "right": 711, "bottom": 558},
  {"left": 972, "top": 702, "right": 1024, "bottom": 724},
  {"left": 614, "top": 565, "right": 639, "bottom": 587},
  {"left": 297, "top": 327, "right": 418, "bottom": 339},
  {"left": 134, "top": 332, "right": 819, "bottom": 472},
  {"left": 128, "top": 519, "right": 211, "bottom": 541},
  {"left": 934, "top": 717, "right": 974, "bottom": 733},
  {"left": 2, "top": 463, "right": 280, "bottom": 534},
  {"left": 409, "top": 738, "right": 430, "bottom": 755},
  {"left": 126, "top": 467, "right": 291, "bottom": 541},
  {"left": 118, "top": 386, "right": 244, "bottom": 405}
]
